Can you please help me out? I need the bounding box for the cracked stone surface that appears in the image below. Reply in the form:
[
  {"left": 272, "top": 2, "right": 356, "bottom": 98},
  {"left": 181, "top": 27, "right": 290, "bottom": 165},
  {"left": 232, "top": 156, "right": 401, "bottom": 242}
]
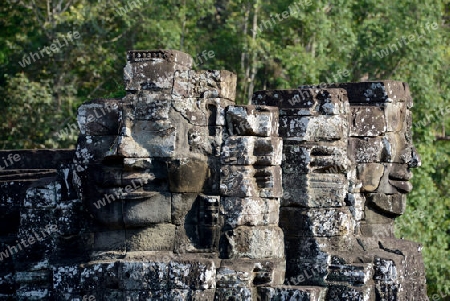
[{"left": 0, "top": 50, "right": 427, "bottom": 300}]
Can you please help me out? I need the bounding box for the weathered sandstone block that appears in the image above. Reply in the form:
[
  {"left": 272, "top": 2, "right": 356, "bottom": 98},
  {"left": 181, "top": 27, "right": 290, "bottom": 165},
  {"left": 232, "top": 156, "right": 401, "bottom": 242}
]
[
  {"left": 258, "top": 286, "right": 325, "bottom": 301},
  {"left": 172, "top": 70, "right": 237, "bottom": 100},
  {"left": 220, "top": 165, "right": 282, "bottom": 198},
  {"left": 221, "top": 136, "right": 282, "bottom": 166},
  {"left": 77, "top": 99, "right": 120, "bottom": 136},
  {"left": 279, "top": 115, "right": 346, "bottom": 141},
  {"left": 283, "top": 141, "right": 348, "bottom": 174},
  {"left": 220, "top": 226, "right": 285, "bottom": 259},
  {"left": 349, "top": 106, "right": 386, "bottom": 137},
  {"left": 226, "top": 105, "right": 279, "bottom": 137},
  {"left": 220, "top": 197, "right": 279, "bottom": 228},
  {"left": 282, "top": 173, "right": 347, "bottom": 208},
  {"left": 124, "top": 50, "right": 192, "bottom": 92},
  {"left": 280, "top": 208, "right": 354, "bottom": 237}
]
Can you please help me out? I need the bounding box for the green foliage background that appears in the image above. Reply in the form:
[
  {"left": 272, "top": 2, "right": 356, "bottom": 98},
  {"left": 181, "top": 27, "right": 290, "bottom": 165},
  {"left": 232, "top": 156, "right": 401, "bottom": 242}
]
[{"left": 0, "top": 0, "right": 448, "bottom": 296}]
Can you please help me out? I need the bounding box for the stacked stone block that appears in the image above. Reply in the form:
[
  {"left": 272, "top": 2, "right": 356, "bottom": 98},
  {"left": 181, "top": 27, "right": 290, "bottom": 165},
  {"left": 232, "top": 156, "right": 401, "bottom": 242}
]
[
  {"left": 334, "top": 81, "right": 418, "bottom": 238},
  {"left": 254, "top": 88, "right": 353, "bottom": 288},
  {"left": 253, "top": 82, "right": 428, "bottom": 300},
  {"left": 0, "top": 50, "right": 239, "bottom": 300},
  {"left": 0, "top": 150, "right": 76, "bottom": 300},
  {"left": 0, "top": 49, "right": 429, "bottom": 301},
  {"left": 73, "top": 50, "right": 236, "bottom": 255},
  {"left": 217, "top": 105, "right": 286, "bottom": 300},
  {"left": 333, "top": 81, "right": 427, "bottom": 300},
  {"left": 68, "top": 50, "right": 238, "bottom": 299}
]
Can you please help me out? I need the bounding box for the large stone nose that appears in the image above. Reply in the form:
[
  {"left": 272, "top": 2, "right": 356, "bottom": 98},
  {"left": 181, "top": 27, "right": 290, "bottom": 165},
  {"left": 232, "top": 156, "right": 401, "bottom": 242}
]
[
  {"left": 107, "top": 109, "right": 166, "bottom": 158},
  {"left": 108, "top": 134, "right": 151, "bottom": 158}
]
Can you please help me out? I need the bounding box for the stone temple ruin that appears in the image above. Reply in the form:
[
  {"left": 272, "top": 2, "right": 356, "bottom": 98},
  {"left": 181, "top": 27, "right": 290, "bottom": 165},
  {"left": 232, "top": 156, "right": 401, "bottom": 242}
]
[{"left": 0, "top": 49, "right": 428, "bottom": 300}]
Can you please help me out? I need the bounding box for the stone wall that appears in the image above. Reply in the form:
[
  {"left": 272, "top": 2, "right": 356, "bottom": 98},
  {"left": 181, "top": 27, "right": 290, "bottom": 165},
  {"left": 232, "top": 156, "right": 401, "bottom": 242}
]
[{"left": 0, "top": 49, "right": 428, "bottom": 300}]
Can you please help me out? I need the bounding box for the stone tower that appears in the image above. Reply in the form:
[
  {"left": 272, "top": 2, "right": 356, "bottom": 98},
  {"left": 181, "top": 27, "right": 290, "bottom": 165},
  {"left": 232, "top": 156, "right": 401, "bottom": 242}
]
[{"left": 0, "top": 49, "right": 428, "bottom": 300}]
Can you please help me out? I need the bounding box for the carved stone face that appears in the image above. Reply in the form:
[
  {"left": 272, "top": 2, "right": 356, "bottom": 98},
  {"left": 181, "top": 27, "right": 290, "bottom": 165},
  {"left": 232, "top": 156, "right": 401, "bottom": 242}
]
[
  {"left": 73, "top": 50, "right": 236, "bottom": 254},
  {"left": 73, "top": 51, "right": 212, "bottom": 232},
  {"left": 253, "top": 82, "right": 421, "bottom": 242},
  {"left": 74, "top": 94, "right": 209, "bottom": 229},
  {"left": 347, "top": 92, "right": 421, "bottom": 218}
]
